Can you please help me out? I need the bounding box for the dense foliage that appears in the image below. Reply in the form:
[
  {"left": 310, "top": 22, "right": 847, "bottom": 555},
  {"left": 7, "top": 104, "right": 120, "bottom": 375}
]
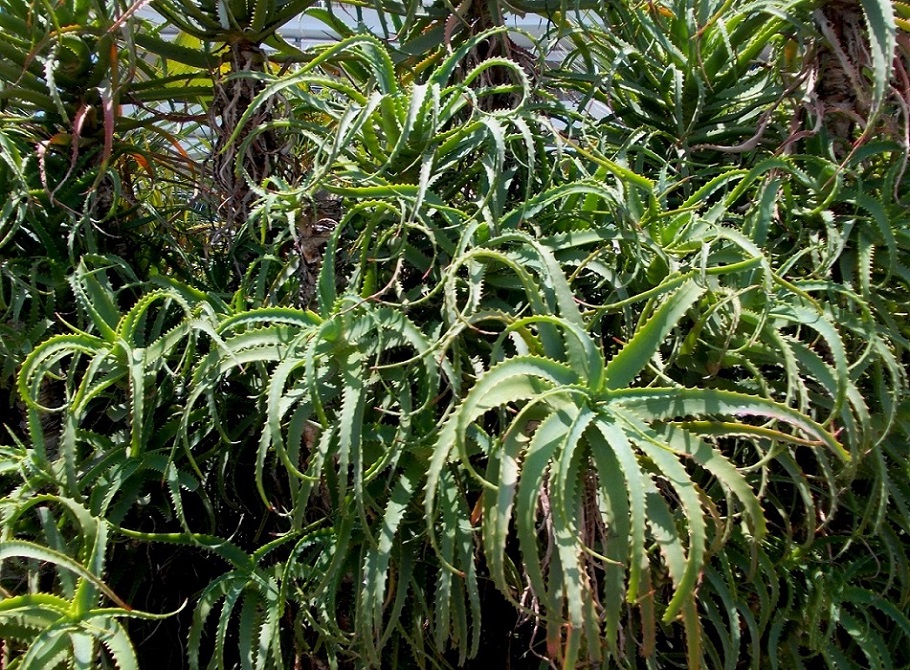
[{"left": 2, "top": 0, "right": 910, "bottom": 667}]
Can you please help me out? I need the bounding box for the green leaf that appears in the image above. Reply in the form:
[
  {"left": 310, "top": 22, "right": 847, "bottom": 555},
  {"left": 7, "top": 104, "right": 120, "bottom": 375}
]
[
  {"left": 859, "top": 0, "right": 897, "bottom": 109},
  {"left": 0, "top": 541, "right": 130, "bottom": 611},
  {"left": 617, "top": 410, "right": 706, "bottom": 624},
  {"left": 613, "top": 387, "right": 849, "bottom": 461},
  {"left": 604, "top": 280, "right": 704, "bottom": 390},
  {"left": 513, "top": 407, "right": 576, "bottom": 612},
  {"left": 590, "top": 417, "right": 648, "bottom": 604},
  {"left": 658, "top": 423, "right": 766, "bottom": 540}
]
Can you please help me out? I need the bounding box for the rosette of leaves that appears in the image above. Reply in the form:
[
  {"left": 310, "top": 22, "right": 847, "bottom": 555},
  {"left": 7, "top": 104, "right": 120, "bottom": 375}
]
[
  {"left": 0, "top": 492, "right": 176, "bottom": 669},
  {"left": 552, "top": 0, "right": 797, "bottom": 172},
  {"left": 163, "top": 290, "right": 457, "bottom": 667},
  {"left": 0, "top": 0, "right": 153, "bottom": 217},
  {"left": 221, "top": 29, "right": 573, "bottom": 314},
  {"left": 426, "top": 276, "right": 847, "bottom": 667},
  {"left": 0, "top": 0, "right": 118, "bottom": 118}
]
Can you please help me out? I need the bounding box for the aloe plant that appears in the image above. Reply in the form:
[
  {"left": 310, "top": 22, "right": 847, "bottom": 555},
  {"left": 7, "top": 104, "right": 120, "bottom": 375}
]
[
  {"left": 427, "top": 285, "right": 837, "bottom": 666},
  {"left": 2, "top": 1, "right": 910, "bottom": 668}
]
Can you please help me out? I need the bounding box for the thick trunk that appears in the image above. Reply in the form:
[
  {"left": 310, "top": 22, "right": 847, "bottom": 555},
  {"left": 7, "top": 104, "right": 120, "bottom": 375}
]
[
  {"left": 813, "top": 0, "right": 871, "bottom": 154},
  {"left": 209, "top": 40, "right": 287, "bottom": 231}
]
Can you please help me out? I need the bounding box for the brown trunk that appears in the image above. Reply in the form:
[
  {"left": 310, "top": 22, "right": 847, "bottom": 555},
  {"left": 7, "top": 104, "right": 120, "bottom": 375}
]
[
  {"left": 295, "top": 191, "right": 341, "bottom": 307},
  {"left": 209, "top": 40, "right": 289, "bottom": 233},
  {"left": 446, "top": 0, "right": 537, "bottom": 111},
  {"left": 813, "top": 0, "right": 870, "bottom": 155}
]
